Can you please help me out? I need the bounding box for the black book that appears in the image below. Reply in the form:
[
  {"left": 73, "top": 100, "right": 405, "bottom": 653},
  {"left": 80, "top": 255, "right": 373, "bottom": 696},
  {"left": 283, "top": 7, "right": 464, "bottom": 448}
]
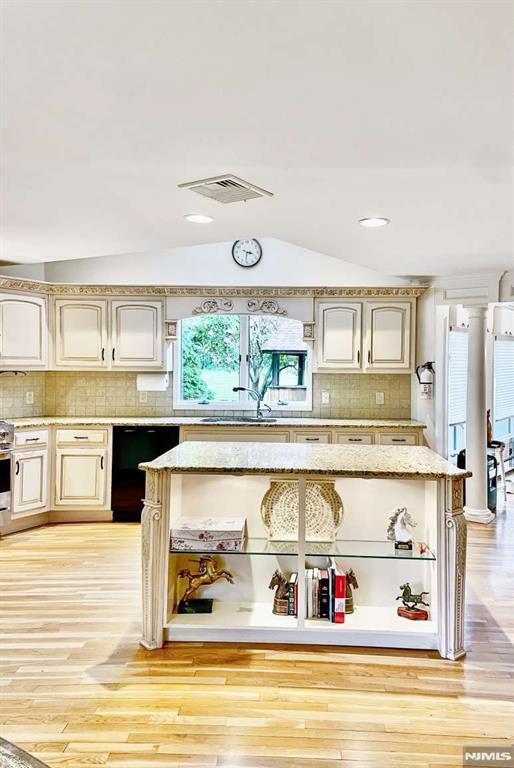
[
  {"left": 319, "top": 568, "right": 330, "bottom": 619},
  {"left": 288, "top": 573, "right": 297, "bottom": 616}
]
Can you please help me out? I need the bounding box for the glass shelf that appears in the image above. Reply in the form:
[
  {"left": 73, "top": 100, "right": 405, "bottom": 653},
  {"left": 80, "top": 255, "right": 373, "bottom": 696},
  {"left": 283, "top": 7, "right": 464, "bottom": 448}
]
[{"left": 169, "top": 538, "right": 436, "bottom": 560}]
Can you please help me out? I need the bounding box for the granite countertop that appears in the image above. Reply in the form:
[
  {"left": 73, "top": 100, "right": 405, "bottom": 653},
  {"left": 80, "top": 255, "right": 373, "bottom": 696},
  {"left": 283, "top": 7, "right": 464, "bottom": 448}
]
[
  {"left": 9, "top": 416, "right": 426, "bottom": 430},
  {"left": 140, "top": 441, "right": 470, "bottom": 480}
]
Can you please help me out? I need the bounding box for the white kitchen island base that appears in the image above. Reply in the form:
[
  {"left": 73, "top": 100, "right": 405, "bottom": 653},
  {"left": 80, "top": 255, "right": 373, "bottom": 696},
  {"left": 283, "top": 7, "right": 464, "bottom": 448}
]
[{"left": 139, "top": 441, "right": 470, "bottom": 660}]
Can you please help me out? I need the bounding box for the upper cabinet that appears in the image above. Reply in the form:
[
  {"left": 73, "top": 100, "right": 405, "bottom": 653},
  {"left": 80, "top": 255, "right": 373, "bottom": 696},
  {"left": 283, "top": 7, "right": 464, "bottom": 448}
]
[
  {"left": 365, "top": 302, "right": 412, "bottom": 370},
  {"left": 315, "top": 299, "right": 414, "bottom": 373},
  {"left": 0, "top": 293, "right": 48, "bottom": 368},
  {"left": 55, "top": 299, "right": 108, "bottom": 367},
  {"left": 316, "top": 302, "right": 362, "bottom": 369},
  {"left": 52, "top": 297, "right": 165, "bottom": 370},
  {"left": 111, "top": 301, "right": 163, "bottom": 368}
]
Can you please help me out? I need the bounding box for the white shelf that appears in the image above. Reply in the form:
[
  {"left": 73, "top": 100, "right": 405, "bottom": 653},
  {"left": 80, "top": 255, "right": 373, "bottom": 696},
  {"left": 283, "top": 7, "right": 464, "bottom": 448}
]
[{"left": 165, "top": 600, "right": 437, "bottom": 649}]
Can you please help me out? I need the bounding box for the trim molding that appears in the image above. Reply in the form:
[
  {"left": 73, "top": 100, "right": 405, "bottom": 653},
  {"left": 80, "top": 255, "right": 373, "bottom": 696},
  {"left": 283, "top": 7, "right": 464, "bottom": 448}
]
[{"left": 0, "top": 276, "right": 427, "bottom": 298}]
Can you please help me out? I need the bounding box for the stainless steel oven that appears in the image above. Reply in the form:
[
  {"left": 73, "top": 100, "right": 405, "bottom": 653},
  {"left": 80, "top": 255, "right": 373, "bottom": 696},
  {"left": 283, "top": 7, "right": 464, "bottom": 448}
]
[{"left": 0, "top": 421, "right": 14, "bottom": 529}]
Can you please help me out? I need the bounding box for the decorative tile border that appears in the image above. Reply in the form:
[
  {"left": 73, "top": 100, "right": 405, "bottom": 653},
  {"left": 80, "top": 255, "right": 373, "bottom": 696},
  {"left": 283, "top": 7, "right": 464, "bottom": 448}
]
[{"left": 0, "top": 276, "right": 427, "bottom": 299}]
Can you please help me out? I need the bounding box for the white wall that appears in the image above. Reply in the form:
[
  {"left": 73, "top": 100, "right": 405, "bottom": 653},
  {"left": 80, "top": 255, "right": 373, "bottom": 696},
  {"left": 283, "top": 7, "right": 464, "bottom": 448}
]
[
  {"left": 411, "top": 287, "right": 437, "bottom": 449},
  {"left": 16, "top": 238, "right": 408, "bottom": 287}
]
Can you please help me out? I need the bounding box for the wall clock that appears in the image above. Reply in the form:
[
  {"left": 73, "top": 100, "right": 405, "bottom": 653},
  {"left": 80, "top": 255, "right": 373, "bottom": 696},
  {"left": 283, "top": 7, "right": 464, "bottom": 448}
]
[{"left": 232, "top": 239, "right": 262, "bottom": 268}]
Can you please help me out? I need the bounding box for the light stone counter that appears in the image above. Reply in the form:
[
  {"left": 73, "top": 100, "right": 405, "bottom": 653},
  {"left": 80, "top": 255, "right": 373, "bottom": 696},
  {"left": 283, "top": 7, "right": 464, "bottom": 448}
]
[
  {"left": 9, "top": 416, "right": 426, "bottom": 430},
  {"left": 140, "top": 440, "right": 470, "bottom": 480}
]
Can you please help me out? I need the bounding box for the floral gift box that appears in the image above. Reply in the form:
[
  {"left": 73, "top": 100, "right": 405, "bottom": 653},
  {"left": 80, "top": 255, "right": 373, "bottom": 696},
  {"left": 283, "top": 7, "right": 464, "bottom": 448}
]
[{"left": 171, "top": 516, "right": 247, "bottom": 552}]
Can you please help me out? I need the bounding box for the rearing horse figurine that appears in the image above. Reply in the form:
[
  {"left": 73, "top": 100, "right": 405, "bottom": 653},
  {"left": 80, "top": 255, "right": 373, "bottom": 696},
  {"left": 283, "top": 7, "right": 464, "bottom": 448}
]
[{"left": 178, "top": 555, "right": 234, "bottom": 603}]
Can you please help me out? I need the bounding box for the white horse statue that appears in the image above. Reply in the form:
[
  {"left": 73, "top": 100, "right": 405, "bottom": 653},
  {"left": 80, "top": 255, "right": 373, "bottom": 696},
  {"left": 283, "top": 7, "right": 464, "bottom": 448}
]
[{"left": 387, "top": 507, "right": 417, "bottom": 543}]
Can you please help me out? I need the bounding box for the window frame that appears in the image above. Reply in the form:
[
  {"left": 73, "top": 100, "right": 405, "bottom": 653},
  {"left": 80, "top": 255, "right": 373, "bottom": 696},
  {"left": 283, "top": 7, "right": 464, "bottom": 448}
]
[{"left": 173, "top": 314, "right": 313, "bottom": 412}]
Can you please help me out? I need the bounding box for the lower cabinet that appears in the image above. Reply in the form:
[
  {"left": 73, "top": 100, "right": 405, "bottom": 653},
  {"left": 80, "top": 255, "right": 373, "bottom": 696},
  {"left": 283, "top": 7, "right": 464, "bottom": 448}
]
[
  {"left": 55, "top": 448, "right": 107, "bottom": 507},
  {"left": 12, "top": 449, "right": 49, "bottom": 517}
]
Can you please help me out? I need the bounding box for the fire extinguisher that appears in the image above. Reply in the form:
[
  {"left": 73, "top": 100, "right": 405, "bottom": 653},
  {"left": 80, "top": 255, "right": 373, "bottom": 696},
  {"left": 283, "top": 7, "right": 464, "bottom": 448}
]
[{"left": 416, "top": 362, "right": 435, "bottom": 400}]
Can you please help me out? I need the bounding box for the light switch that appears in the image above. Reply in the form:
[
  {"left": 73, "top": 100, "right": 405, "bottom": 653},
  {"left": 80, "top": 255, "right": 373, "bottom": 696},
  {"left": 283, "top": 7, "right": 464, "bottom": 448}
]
[
  {"left": 375, "top": 391, "right": 385, "bottom": 405},
  {"left": 25, "top": 391, "right": 34, "bottom": 405},
  {"left": 321, "top": 390, "right": 330, "bottom": 405}
]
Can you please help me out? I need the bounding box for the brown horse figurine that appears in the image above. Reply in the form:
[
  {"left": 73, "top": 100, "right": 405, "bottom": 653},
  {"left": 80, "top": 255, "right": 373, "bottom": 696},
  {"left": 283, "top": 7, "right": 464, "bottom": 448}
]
[
  {"left": 268, "top": 569, "right": 290, "bottom": 615},
  {"left": 178, "top": 555, "right": 234, "bottom": 603},
  {"left": 345, "top": 568, "right": 359, "bottom": 614}
]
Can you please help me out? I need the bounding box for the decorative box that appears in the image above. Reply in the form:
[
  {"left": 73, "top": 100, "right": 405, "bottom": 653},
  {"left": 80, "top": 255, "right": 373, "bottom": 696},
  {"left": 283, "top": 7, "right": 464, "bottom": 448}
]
[{"left": 171, "top": 516, "right": 247, "bottom": 552}]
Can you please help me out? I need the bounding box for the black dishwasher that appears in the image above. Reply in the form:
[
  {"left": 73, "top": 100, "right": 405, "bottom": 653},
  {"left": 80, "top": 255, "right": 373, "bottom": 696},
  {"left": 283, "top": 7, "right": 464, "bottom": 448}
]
[{"left": 111, "top": 426, "right": 179, "bottom": 522}]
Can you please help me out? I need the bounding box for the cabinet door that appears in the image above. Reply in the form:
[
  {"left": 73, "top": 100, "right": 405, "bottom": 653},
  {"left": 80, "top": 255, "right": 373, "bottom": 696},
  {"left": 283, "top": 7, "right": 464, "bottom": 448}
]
[
  {"left": 0, "top": 294, "right": 48, "bottom": 367},
  {"left": 55, "top": 449, "right": 107, "bottom": 506},
  {"left": 55, "top": 299, "right": 108, "bottom": 367},
  {"left": 365, "top": 302, "right": 412, "bottom": 370},
  {"left": 111, "top": 301, "right": 163, "bottom": 368},
  {"left": 12, "top": 450, "right": 48, "bottom": 517},
  {"left": 316, "top": 302, "right": 361, "bottom": 369}
]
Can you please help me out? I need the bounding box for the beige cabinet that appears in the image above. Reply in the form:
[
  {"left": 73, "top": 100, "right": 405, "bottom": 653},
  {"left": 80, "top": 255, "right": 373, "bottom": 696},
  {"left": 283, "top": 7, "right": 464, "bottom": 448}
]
[
  {"left": 54, "top": 299, "right": 108, "bottom": 367},
  {"left": 316, "top": 302, "right": 362, "bottom": 369},
  {"left": 292, "top": 430, "right": 331, "bottom": 443},
  {"left": 334, "top": 432, "right": 374, "bottom": 445},
  {"left": 377, "top": 432, "right": 418, "bottom": 446},
  {"left": 365, "top": 302, "right": 412, "bottom": 370},
  {"left": 12, "top": 449, "right": 49, "bottom": 517},
  {"left": 0, "top": 293, "right": 48, "bottom": 367},
  {"left": 55, "top": 448, "right": 107, "bottom": 507},
  {"left": 111, "top": 300, "right": 163, "bottom": 368},
  {"left": 180, "top": 428, "right": 290, "bottom": 443}
]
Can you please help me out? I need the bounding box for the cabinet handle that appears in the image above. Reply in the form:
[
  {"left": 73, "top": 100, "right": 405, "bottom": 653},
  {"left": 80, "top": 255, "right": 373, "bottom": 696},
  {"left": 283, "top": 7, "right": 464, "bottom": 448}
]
[
  {"left": 392, "top": 438, "right": 406, "bottom": 443},
  {"left": 15, "top": 460, "right": 20, "bottom": 475},
  {"left": 348, "top": 438, "right": 362, "bottom": 442},
  {"left": 112, "top": 348, "right": 115, "bottom": 361},
  {"left": 367, "top": 350, "right": 371, "bottom": 364},
  {"left": 100, "top": 456, "right": 104, "bottom": 470},
  {"left": 73, "top": 436, "right": 88, "bottom": 440},
  {"left": 357, "top": 349, "right": 360, "bottom": 364},
  {"left": 101, "top": 347, "right": 105, "bottom": 361},
  {"left": 305, "top": 437, "right": 320, "bottom": 442},
  {"left": 26, "top": 437, "right": 40, "bottom": 442}
]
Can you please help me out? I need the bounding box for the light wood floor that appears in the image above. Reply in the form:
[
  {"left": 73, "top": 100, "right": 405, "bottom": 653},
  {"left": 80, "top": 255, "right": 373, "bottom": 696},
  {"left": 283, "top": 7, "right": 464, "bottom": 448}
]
[{"left": 1, "top": 498, "right": 513, "bottom": 768}]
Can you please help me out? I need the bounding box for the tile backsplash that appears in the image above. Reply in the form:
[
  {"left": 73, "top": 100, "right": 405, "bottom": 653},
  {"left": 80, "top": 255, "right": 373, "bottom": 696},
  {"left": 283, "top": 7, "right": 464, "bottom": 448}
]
[
  {"left": 1, "top": 370, "right": 411, "bottom": 420},
  {"left": 0, "top": 372, "right": 46, "bottom": 419}
]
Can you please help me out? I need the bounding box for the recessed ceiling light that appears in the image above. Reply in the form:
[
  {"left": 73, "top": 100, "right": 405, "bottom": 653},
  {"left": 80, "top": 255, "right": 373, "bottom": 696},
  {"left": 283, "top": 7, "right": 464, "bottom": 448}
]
[
  {"left": 184, "top": 213, "right": 213, "bottom": 224},
  {"left": 358, "top": 217, "right": 390, "bottom": 228}
]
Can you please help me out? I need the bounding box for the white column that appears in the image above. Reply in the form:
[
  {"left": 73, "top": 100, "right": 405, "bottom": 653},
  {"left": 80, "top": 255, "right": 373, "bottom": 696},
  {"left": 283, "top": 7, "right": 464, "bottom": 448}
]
[{"left": 464, "top": 305, "right": 494, "bottom": 524}]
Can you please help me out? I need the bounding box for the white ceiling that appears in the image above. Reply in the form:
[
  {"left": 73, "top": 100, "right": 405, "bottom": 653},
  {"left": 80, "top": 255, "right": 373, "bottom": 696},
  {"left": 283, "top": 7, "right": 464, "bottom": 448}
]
[{"left": 1, "top": 0, "right": 512, "bottom": 276}]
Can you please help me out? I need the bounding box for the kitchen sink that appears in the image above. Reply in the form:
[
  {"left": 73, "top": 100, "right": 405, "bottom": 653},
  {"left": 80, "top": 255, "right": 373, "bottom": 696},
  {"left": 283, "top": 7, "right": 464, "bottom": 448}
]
[{"left": 201, "top": 416, "right": 277, "bottom": 423}]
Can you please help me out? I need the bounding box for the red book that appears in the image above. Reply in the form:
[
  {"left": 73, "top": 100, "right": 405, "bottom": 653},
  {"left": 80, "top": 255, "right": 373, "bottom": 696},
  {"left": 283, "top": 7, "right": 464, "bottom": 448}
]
[{"left": 333, "top": 566, "right": 346, "bottom": 624}]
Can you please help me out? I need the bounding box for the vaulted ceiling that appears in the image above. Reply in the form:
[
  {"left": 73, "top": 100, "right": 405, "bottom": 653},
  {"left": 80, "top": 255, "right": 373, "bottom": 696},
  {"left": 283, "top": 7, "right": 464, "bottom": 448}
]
[{"left": 1, "top": 0, "right": 512, "bottom": 275}]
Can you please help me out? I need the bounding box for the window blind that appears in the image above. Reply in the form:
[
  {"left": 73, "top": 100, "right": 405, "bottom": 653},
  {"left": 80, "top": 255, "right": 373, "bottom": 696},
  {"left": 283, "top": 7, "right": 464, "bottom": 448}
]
[
  {"left": 494, "top": 338, "right": 514, "bottom": 421},
  {"left": 448, "top": 331, "right": 468, "bottom": 425}
]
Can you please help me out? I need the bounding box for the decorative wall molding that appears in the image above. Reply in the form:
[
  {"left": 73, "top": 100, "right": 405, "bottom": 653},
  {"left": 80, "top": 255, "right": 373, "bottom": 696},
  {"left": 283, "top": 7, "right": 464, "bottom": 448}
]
[
  {"left": 247, "top": 299, "right": 287, "bottom": 315},
  {"left": 165, "top": 320, "right": 178, "bottom": 341},
  {"left": 192, "top": 299, "right": 234, "bottom": 314},
  {"left": 0, "top": 275, "right": 428, "bottom": 299},
  {"left": 303, "top": 321, "right": 315, "bottom": 341}
]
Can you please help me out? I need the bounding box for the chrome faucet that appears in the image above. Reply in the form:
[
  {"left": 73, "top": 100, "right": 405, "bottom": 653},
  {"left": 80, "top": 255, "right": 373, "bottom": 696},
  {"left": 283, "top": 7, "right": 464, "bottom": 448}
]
[{"left": 232, "top": 386, "right": 272, "bottom": 419}]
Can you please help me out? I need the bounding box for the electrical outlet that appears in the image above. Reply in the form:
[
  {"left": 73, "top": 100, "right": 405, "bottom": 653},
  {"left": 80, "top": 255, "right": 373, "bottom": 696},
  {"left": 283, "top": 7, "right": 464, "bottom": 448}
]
[
  {"left": 375, "top": 391, "right": 385, "bottom": 405},
  {"left": 321, "top": 390, "right": 330, "bottom": 405},
  {"left": 139, "top": 391, "right": 148, "bottom": 403},
  {"left": 25, "top": 391, "right": 34, "bottom": 405}
]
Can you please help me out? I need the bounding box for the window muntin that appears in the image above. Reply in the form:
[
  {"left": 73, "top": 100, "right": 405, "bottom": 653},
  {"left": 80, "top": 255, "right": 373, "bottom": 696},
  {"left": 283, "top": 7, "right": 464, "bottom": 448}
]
[{"left": 176, "top": 314, "right": 311, "bottom": 410}]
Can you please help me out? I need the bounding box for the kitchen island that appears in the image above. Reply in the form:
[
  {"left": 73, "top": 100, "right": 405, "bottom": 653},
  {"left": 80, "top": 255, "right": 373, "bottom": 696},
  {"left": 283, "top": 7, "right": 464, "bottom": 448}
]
[{"left": 139, "top": 442, "right": 470, "bottom": 660}]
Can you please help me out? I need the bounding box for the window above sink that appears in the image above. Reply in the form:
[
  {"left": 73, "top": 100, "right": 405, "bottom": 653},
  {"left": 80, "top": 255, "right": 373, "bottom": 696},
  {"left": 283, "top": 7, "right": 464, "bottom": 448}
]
[{"left": 173, "top": 314, "right": 312, "bottom": 412}]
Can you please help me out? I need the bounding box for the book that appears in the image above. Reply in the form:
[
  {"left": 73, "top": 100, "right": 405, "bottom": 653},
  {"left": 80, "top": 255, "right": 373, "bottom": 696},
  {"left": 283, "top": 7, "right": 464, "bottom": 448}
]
[
  {"left": 319, "top": 569, "right": 330, "bottom": 619},
  {"left": 332, "top": 561, "right": 346, "bottom": 624},
  {"left": 288, "top": 573, "right": 297, "bottom": 616}
]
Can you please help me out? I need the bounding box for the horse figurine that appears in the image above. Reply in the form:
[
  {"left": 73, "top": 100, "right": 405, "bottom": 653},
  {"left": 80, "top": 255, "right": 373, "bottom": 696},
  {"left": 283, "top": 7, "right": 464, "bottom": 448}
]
[
  {"left": 178, "top": 555, "right": 234, "bottom": 603},
  {"left": 396, "top": 582, "right": 429, "bottom": 610},
  {"left": 387, "top": 507, "right": 417, "bottom": 544},
  {"left": 345, "top": 568, "right": 359, "bottom": 614},
  {"left": 268, "top": 569, "right": 290, "bottom": 615}
]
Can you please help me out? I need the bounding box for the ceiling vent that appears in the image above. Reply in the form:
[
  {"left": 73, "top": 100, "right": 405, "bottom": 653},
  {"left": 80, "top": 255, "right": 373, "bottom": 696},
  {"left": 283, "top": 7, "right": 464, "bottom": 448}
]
[{"left": 178, "top": 174, "right": 273, "bottom": 204}]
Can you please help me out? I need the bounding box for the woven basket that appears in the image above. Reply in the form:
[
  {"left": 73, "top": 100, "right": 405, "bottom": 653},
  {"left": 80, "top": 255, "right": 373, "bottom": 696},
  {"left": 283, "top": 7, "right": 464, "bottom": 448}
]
[{"left": 261, "top": 480, "right": 343, "bottom": 542}]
